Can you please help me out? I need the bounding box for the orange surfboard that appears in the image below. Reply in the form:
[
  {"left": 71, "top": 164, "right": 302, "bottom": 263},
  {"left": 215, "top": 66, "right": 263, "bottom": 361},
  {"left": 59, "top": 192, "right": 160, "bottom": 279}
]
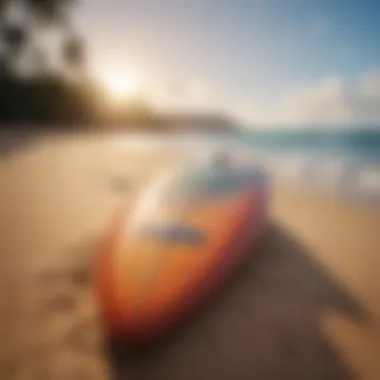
[{"left": 96, "top": 160, "right": 268, "bottom": 343}]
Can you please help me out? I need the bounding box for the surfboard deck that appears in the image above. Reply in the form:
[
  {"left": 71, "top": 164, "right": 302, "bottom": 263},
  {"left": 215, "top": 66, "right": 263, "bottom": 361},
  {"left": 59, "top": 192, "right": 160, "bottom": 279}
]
[{"left": 96, "top": 161, "right": 268, "bottom": 343}]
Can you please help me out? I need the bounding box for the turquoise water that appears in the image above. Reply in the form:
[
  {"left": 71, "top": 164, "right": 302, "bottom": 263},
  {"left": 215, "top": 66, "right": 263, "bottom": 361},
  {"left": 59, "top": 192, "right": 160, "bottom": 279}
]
[
  {"left": 238, "top": 129, "right": 380, "bottom": 164},
  {"left": 152, "top": 131, "right": 380, "bottom": 201},
  {"left": 136, "top": 131, "right": 380, "bottom": 165},
  {"left": 115, "top": 131, "right": 380, "bottom": 201}
]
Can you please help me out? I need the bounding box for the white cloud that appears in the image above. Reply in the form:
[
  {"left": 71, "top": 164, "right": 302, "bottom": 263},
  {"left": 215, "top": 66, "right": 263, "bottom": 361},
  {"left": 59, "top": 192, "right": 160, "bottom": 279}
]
[{"left": 235, "top": 70, "right": 380, "bottom": 128}]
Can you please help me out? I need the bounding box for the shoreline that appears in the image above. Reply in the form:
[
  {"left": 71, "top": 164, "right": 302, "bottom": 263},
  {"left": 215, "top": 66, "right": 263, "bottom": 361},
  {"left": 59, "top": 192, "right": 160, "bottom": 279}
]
[{"left": 1, "top": 131, "right": 379, "bottom": 204}]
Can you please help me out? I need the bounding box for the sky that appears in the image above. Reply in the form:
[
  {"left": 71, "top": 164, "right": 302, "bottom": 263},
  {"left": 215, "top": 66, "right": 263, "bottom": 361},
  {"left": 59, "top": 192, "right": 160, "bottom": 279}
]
[{"left": 76, "top": 0, "right": 380, "bottom": 127}]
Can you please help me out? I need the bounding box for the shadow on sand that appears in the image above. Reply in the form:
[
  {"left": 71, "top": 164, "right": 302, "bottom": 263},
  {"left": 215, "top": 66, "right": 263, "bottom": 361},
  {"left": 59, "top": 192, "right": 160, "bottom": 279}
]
[
  {"left": 0, "top": 131, "right": 41, "bottom": 158},
  {"left": 106, "top": 222, "right": 367, "bottom": 380}
]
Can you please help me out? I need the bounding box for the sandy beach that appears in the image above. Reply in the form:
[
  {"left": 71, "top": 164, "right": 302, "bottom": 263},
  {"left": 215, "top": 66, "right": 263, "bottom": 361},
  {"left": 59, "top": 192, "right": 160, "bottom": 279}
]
[{"left": 1, "top": 134, "right": 379, "bottom": 380}]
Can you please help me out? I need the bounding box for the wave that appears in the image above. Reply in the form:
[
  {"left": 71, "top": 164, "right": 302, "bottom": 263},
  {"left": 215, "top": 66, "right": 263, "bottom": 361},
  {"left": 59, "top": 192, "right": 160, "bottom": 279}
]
[{"left": 106, "top": 133, "right": 380, "bottom": 202}]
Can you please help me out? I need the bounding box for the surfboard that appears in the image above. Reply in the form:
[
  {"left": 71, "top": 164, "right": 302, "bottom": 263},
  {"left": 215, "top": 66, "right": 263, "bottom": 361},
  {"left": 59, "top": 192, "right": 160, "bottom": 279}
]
[{"left": 96, "top": 159, "right": 268, "bottom": 343}]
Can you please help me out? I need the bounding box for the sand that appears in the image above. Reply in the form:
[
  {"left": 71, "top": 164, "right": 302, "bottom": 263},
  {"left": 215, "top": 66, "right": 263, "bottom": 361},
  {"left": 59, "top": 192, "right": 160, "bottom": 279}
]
[{"left": 0, "top": 134, "right": 379, "bottom": 380}]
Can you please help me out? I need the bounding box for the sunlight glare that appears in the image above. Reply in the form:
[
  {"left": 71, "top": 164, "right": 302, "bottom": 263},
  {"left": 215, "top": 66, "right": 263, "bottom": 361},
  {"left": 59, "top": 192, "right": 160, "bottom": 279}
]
[{"left": 103, "top": 70, "right": 140, "bottom": 100}]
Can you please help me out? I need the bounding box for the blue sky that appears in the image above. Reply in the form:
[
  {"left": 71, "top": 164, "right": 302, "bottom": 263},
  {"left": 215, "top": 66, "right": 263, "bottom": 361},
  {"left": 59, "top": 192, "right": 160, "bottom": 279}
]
[{"left": 77, "top": 0, "right": 380, "bottom": 126}]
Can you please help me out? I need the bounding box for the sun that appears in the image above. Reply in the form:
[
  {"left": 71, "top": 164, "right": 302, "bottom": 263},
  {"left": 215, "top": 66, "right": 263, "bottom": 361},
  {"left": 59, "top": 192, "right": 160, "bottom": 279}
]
[{"left": 103, "top": 70, "right": 140, "bottom": 100}]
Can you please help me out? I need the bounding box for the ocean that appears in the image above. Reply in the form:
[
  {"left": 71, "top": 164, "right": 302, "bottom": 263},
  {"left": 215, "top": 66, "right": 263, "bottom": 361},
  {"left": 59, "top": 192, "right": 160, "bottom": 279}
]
[
  {"left": 113, "top": 129, "right": 380, "bottom": 202},
  {"left": 239, "top": 128, "right": 380, "bottom": 201}
]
